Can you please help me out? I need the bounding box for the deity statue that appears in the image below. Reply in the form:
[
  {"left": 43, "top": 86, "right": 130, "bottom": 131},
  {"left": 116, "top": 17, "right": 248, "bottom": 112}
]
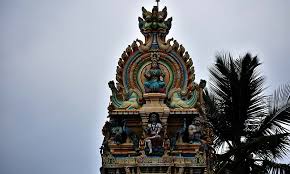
[
  {"left": 188, "top": 119, "right": 202, "bottom": 144},
  {"left": 144, "top": 113, "right": 163, "bottom": 154},
  {"left": 144, "top": 53, "right": 166, "bottom": 93}
]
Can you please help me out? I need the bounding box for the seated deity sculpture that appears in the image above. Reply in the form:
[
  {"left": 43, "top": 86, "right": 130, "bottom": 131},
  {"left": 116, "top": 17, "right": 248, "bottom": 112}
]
[
  {"left": 144, "top": 113, "right": 164, "bottom": 155},
  {"left": 144, "top": 54, "right": 166, "bottom": 93}
]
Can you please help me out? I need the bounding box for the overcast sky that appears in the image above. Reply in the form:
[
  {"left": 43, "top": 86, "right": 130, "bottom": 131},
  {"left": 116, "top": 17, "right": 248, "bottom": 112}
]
[{"left": 1, "top": 0, "right": 289, "bottom": 174}]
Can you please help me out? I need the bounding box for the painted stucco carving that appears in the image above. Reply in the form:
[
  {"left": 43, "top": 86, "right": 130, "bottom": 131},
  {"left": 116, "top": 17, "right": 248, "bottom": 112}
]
[{"left": 108, "top": 6, "right": 202, "bottom": 111}]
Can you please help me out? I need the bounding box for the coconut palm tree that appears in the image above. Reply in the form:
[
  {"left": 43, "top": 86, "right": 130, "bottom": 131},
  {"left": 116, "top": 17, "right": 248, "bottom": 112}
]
[{"left": 205, "top": 53, "right": 290, "bottom": 174}]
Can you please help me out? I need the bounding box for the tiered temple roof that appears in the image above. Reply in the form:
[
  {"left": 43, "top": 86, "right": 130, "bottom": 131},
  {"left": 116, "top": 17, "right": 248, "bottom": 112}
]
[{"left": 100, "top": 4, "right": 214, "bottom": 174}]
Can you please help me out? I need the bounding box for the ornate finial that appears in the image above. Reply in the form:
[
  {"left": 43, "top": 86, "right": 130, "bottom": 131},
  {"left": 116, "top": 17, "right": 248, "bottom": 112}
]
[
  {"left": 156, "top": 0, "right": 160, "bottom": 9},
  {"left": 138, "top": 5, "right": 172, "bottom": 36}
]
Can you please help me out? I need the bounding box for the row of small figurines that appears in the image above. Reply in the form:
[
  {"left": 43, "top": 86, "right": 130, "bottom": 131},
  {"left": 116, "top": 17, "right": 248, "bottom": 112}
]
[{"left": 100, "top": 113, "right": 210, "bottom": 156}]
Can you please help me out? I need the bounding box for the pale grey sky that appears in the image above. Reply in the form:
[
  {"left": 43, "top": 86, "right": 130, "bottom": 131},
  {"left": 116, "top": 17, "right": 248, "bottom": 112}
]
[{"left": 0, "top": 0, "right": 290, "bottom": 174}]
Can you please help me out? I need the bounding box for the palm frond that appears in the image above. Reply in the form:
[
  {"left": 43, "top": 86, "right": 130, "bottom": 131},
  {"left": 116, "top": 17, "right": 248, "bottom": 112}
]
[
  {"left": 247, "top": 133, "right": 290, "bottom": 160},
  {"left": 257, "top": 84, "right": 290, "bottom": 135},
  {"left": 209, "top": 53, "right": 265, "bottom": 141},
  {"left": 262, "top": 160, "right": 290, "bottom": 174},
  {"left": 208, "top": 52, "right": 290, "bottom": 173},
  {"left": 219, "top": 133, "right": 289, "bottom": 160}
]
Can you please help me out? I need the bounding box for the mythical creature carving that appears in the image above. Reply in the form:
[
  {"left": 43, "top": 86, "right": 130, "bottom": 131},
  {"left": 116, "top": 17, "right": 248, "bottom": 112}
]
[
  {"left": 109, "top": 119, "right": 140, "bottom": 151},
  {"left": 141, "top": 6, "right": 167, "bottom": 22},
  {"left": 168, "top": 79, "right": 206, "bottom": 109},
  {"left": 138, "top": 6, "right": 172, "bottom": 34},
  {"left": 108, "top": 81, "right": 140, "bottom": 110},
  {"left": 137, "top": 6, "right": 173, "bottom": 54},
  {"left": 136, "top": 37, "right": 153, "bottom": 52},
  {"left": 169, "top": 89, "right": 198, "bottom": 109},
  {"left": 157, "top": 37, "right": 173, "bottom": 52}
]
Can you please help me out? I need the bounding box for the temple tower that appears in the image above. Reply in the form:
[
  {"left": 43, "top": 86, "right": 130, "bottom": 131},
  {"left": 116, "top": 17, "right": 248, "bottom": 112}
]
[{"left": 100, "top": 3, "right": 214, "bottom": 174}]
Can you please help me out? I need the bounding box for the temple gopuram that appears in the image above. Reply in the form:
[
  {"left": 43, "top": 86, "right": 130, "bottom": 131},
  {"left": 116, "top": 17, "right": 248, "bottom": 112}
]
[{"left": 100, "top": 2, "right": 214, "bottom": 174}]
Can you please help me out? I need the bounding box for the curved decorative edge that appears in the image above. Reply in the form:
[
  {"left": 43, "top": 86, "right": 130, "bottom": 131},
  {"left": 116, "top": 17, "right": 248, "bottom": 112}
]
[
  {"left": 114, "top": 41, "right": 141, "bottom": 100},
  {"left": 108, "top": 81, "right": 141, "bottom": 111},
  {"left": 136, "top": 35, "right": 153, "bottom": 53},
  {"left": 110, "top": 39, "right": 198, "bottom": 110}
]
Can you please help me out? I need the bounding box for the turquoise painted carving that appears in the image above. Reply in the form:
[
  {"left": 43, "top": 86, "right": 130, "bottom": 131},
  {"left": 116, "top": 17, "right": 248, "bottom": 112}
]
[
  {"left": 108, "top": 81, "right": 140, "bottom": 110},
  {"left": 144, "top": 53, "right": 166, "bottom": 93},
  {"left": 169, "top": 89, "right": 198, "bottom": 108}
]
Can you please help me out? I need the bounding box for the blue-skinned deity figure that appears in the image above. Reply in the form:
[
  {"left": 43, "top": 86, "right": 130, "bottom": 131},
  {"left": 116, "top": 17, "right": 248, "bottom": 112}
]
[{"left": 144, "top": 61, "right": 166, "bottom": 93}]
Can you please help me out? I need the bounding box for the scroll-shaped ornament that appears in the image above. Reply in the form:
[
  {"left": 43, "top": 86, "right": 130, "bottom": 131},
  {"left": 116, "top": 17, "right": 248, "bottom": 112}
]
[{"left": 108, "top": 81, "right": 141, "bottom": 110}]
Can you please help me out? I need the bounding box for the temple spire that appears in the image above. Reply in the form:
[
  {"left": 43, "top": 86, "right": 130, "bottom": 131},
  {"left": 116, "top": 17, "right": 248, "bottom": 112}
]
[{"left": 101, "top": 2, "right": 213, "bottom": 173}]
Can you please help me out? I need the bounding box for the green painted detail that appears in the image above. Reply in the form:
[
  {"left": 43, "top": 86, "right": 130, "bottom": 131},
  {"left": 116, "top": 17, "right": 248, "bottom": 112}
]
[
  {"left": 138, "top": 6, "right": 172, "bottom": 35},
  {"left": 108, "top": 81, "right": 140, "bottom": 110},
  {"left": 111, "top": 91, "right": 140, "bottom": 110},
  {"left": 169, "top": 90, "right": 198, "bottom": 109}
]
